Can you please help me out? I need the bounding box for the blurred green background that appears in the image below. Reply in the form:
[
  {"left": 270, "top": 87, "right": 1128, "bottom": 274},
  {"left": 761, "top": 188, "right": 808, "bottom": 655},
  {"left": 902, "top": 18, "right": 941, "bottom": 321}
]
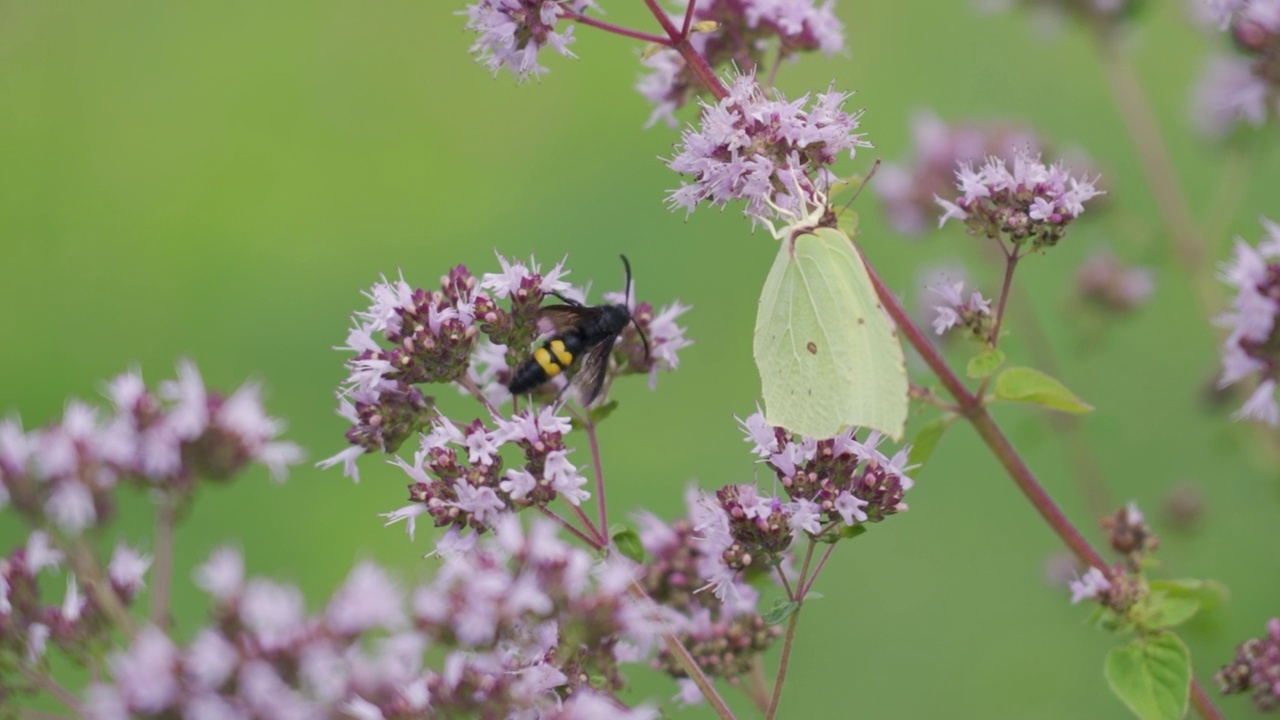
[{"left": 3, "top": 0, "right": 1279, "bottom": 717}]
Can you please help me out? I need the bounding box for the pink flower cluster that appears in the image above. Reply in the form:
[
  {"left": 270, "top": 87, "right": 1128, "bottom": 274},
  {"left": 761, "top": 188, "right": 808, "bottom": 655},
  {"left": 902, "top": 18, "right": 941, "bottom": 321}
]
[
  {"left": 0, "top": 361, "right": 302, "bottom": 535},
  {"left": 1194, "top": 0, "right": 1280, "bottom": 136},
  {"left": 935, "top": 146, "right": 1103, "bottom": 251},
  {"left": 667, "top": 72, "right": 871, "bottom": 221},
  {"left": 1216, "top": 218, "right": 1280, "bottom": 425},
  {"left": 691, "top": 412, "right": 913, "bottom": 602},
  {"left": 462, "top": 0, "right": 597, "bottom": 81},
  {"left": 87, "top": 518, "right": 660, "bottom": 720},
  {"left": 638, "top": 0, "right": 845, "bottom": 127}
]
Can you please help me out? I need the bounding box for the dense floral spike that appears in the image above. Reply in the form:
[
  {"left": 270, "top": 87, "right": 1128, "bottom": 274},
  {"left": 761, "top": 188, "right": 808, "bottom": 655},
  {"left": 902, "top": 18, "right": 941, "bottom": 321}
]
[
  {"left": 0, "top": 362, "right": 301, "bottom": 534},
  {"left": 1216, "top": 617, "right": 1280, "bottom": 712},
  {"left": 928, "top": 280, "right": 995, "bottom": 340},
  {"left": 1194, "top": 1, "right": 1280, "bottom": 136},
  {"left": 935, "top": 146, "right": 1103, "bottom": 251},
  {"left": 638, "top": 0, "right": 845, "bottom": 127},
  {"left": 87, "top": 523, "right": 659, "bottom": 719},
  {"left": 638, "top": 491, "right": 781, "bottom": 687},
  {"left": 380, "top": 407, "right": 590, "bottom": 541},
  {"left": 667, "top": 72, "right": 871, "bottom": 221},
  {"left": 462, "top": 0, "right": 596, "bottom": 81},
  {"left": 1216, "top": 218, "right": 1280, "bottom": 425},
  {"left": 691, "top": 412, "right": 914, "bottom": 600},
  {"left": 324, "top": 254, "right": 690, "bottom": 482},
  {"left": 1075, "top": 248, "right": 1154, "bottom": 313}
]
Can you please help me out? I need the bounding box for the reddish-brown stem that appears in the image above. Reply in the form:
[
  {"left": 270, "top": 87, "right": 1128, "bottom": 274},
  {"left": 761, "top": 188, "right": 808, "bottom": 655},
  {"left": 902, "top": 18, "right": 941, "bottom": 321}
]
[
  {"left": 988, "top": 249, "right": 1020, "bottom": 348},
  {"left": 746, "top": 658, "right": 772, "bottom": 714},
  {"left": 859, "top": 253, "right": 1109, "bottom": 568},
  {"left": 858, "top": 248, "right": 1226, "bottom": 719},
  {"left": 17, "top": 665, "right": 84, "bottom": 714},
  {"left": 584, "top": 419, "right": 610, "bottom": 539},
  {"left": 680, "top": 0, "right": 698, "bottom": 39},
  {"left": 799, "top": 543, "right": 836, "bottom": 598},
  {"left": 149, "top": 492, "right": 176, "bottom": 630},
  {"left": 565, "top": 499, "right": 606, "bottom": 545},
  {"left": 641, "top": 0, "right": 729, "bottom": 99},
  {"left": 1190, "top": 682, "right": 1226, "bottom": 720},
  {"left": 766, "top": 541, "right": 814, "bottom": 720},
  {"left": 566, "top": 11, "right": 674, "bottom": 46},
  {"left": 536, "top": 506, "right": 602, "bottom": 550},
  {"left": 774, "top": 563, "right": 796, "bottom": 601},
  {"left": 626, "top": 581, "right": 738, "bottom": 719}
]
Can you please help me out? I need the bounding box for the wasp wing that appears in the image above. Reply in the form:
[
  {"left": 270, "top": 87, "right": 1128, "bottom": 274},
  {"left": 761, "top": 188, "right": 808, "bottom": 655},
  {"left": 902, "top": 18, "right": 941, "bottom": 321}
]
[
  {"left": 538, "top": 304, "right": 592, "bottom": 335},
  {"left": 567, "top": 338, "right": 614, "bottom": 407}
]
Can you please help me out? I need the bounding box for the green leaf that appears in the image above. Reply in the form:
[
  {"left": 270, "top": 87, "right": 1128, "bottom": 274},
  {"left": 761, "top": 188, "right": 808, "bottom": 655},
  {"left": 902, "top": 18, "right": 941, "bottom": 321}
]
[
  {"left": 611, "top": 528, "right": 645, "bottom": 564},
  {"left": 589, "top": 400, "right": 619, "bottom": 425},
  {"left": 908, "top": 416, "right": 953, "bottom": 467},
  {"left": 805, "top": 591, "right": 824, "bottom": 601},
  {"left": 1144, "top": 595, "right": 1201, "bottom": 630},
  {"left": 1148, "top": 579, "right": 1229, "bottom": 615},
  {"left": 754, "top": 225, "right": 908, "bottom": 441},
  {"left": 761, "top": 598, "right": 800, "bottom": 626},
  {"left": 967, "top": 347, "right": 1006, "bottom": 379},
  {"left": 994, "top": 367, "right": 1094, "bottom": 414},
  {"left": 1104, "top": 633, "right": 1191, "bottom": 720},
  {"left": 839, "top": 524, "right": 868, "bottom": 540}
]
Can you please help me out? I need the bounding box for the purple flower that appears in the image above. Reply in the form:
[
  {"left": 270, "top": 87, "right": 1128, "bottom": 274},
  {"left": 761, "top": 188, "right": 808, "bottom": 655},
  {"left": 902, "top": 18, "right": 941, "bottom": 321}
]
[
  {"left": 1068, "top": 567, "right": 1111, "bottom": 604},
  {"left": 462, "top": 0, "right": 595, "bottom": 81},
  {"left": 928, "top": 280, "right": 994, "bottom": 338},
  {"left": 878, "top": 111, "right": 1050, "bottom": 235},
  {"left": 1216, "top": 218, "right": 1280, "bottom": 425},
  {"left": 1192, "top": 1, "right": 1280, "bottom": 136},
  {"left": 667, "top": 72, "right": 871, "bottom": 220},
  {"left": 1076, "top": 247, "right": 1154, "bottom": 313},
  {"left": 1216, "top": 617, "right": 1280, "bottom": 712},
  {"left": 637, "top": 0, "right": 845, "bottom": 127},
  {"left": 935, "top": 146, "right": 1103, "bottom": 250}
]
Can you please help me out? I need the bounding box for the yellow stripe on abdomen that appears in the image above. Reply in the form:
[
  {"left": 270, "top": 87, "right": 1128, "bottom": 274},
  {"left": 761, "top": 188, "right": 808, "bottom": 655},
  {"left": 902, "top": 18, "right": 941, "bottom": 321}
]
[
  {"left": 549, "top": 339, "right": 574, "bottom": 367},
  {"left": 534, "top": 347, "right": 562, "bottom": 377}
]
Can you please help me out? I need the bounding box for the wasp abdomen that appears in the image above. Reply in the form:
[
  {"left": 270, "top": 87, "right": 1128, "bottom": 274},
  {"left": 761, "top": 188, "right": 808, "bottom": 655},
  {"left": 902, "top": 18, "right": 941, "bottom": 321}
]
[{"left": 508, "top": 332, "right": 586, "bottom": 394}]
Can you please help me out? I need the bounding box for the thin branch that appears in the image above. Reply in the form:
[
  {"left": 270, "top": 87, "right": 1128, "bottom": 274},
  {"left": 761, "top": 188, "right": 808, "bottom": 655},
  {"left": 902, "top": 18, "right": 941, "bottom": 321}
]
[
  {"left": 149, "top": 491, "right": 176, "bottom": 629},
  {"left": 17, "top": 665, "right": 84, "bottom": 714},
  {"left": 856, "top": 245, "right": 1227, "bottom": 720},
  {"left": 65, "top": 536, "right": 136, "bottom": 638},
  {"left": 566, "top": 11, "right": 674, "bottom": 46},
  {"left": 746, "top": 657, "right": 772, "bottom": 714},
  {"left": 774, "top": 563, "right": 796, "bottom": 601},
  {"left": 1093, "top": 38, "right": 1219, "bottom": 319},
  {"left": 799, "top": 543, "right": 836, "bottom": 599},
  {"left": 765, "top": 606, "right": 801, "bottom": 720},
  {"left": 988, "top": 250, "right": 1020, "bottom": 348},
  {"left": 536, "top": 505, "right": 602, "bottom": 550},
  {"left": 641, "top": 0, "right": 729, "bottom": 99},
  {"left": 626, "top": 581, "right": 738, "bottom": 720},
  {"left": 680, "top": 0, "right": 698, "bottom": 39},
  {"left": 585, "top": 419, "right": 610, "bottom": 538}
]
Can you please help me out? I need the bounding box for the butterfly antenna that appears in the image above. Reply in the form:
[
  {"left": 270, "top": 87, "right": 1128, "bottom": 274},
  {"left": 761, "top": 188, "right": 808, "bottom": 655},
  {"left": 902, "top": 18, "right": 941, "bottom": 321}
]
[
  {"left": 836, "top": 158, "right": 882, "bottom": 219},
  {"left": 619, "top": 254, "right": 652, "bottom": 363}
]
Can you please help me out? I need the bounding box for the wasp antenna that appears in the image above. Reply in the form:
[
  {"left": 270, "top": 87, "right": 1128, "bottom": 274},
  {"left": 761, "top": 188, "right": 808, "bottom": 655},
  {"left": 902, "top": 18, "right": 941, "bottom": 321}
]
[
  {"left": 632, "top": 317, "right": 652, "bottom": 364},
  {"left": 619, "top": 254, "right": 634, "bottom": 306}
]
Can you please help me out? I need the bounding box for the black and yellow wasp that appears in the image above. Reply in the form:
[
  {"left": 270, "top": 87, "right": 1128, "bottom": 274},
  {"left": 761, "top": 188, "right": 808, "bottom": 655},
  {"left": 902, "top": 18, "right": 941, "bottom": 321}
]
[{"left": 507, "top": 255, "right": 650, "bottom": 406}]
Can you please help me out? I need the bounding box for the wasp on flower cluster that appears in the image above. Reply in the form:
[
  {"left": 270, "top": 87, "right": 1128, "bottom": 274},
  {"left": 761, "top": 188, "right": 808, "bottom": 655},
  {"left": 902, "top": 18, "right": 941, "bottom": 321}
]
[{"left": 507, "top": 255, "right": 650, "bottom": 406}]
